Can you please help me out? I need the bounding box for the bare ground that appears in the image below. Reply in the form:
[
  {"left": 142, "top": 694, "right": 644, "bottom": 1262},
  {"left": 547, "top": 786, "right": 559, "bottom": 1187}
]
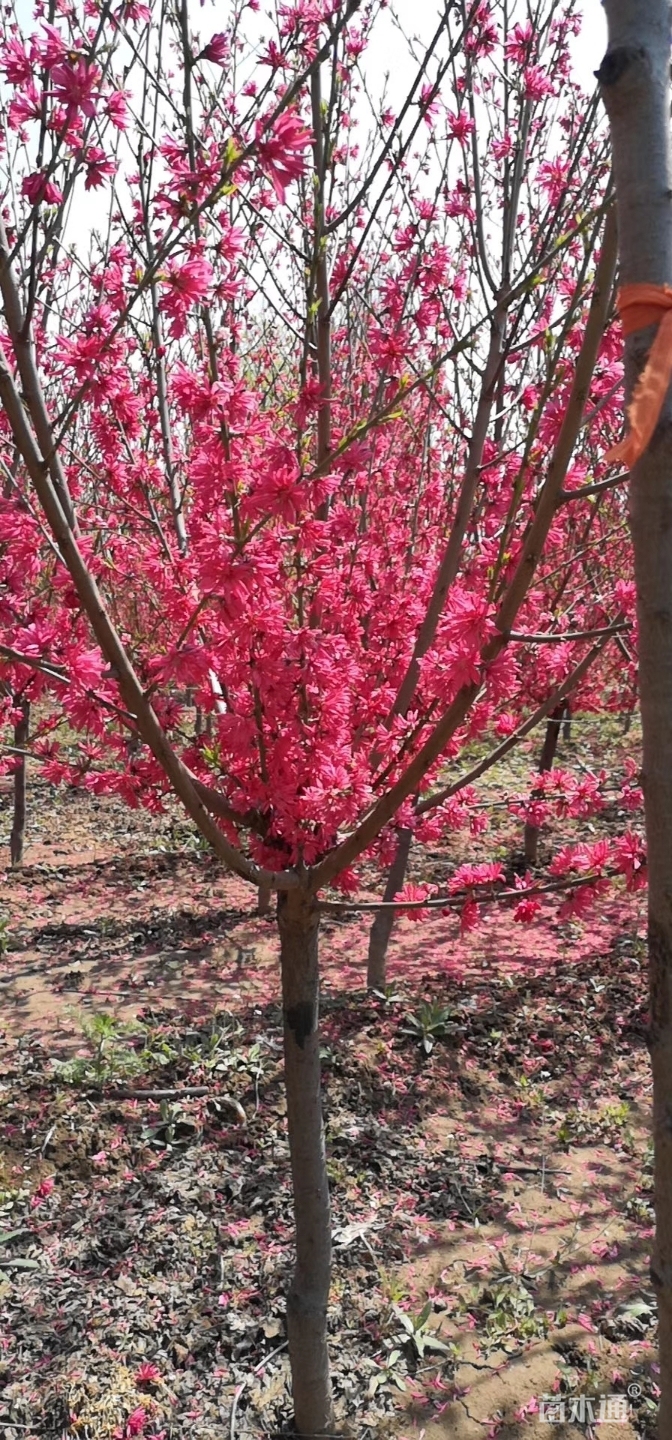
[{"left": 0, "top": 728, "right": 656, "bottom": 1440}]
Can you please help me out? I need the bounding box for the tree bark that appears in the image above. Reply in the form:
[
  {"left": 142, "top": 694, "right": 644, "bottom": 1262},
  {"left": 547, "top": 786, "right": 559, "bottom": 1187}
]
[
  {"left": 366, "top": 826, "right": 413, "bottom": 989},
  {"left": 523, "top": 704, "right": 565, "bottom": 866},
  {"left": 10, "top": 699, "right": 29, "bottom": 866},
  {"left": 599, "top": 5, "right": 672, "bottom": 1429},
  {"left": 277, "top": 888, "right": 334, "bottom": 1436}
]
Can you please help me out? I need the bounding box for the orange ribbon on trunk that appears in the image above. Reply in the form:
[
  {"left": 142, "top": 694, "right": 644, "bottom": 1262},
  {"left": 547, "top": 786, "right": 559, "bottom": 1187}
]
[{"left": 607, "top": 283, "right": 672, "bottom": 467}]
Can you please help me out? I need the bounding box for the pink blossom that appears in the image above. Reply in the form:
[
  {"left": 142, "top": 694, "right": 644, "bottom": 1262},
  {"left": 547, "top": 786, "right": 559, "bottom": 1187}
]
[
  {"left": 464, "top": 1, "right": 498, "bottom": 56},
  {"left": 549, "top": 843, "right": 585, "bottom": 876},
  {"left": 246, "top": 463, "right": 304, "bottom": 523},
  {"left": 106, "top": 90, "right": 130, "bottom": 130},
  {"left": 2, "top": 39, "right": 32, "bottom": 86},
  {"left": 515, "top": 1396, "right": 539, "bottom": 1422},
  {"left": 30, "top": 1176, "right": 55, "bottom": 1208},
  {"left": 80, "top": 147, "right": 116, "bottom": 190},
  {"left": 491, "top": 134, "right": 514, "bottom": 162},
  {"left": 513, "top": 897, "right": 542, "bottom": 924},
  {"left": 162, "top": 255, "right": 213, "bottom": 337},
  {"left": 369, "top": 325, "right": 409, "bottom": 376},
  {"left": 558, "top": 881, "right": 608, "bottom": 921},
  {"left": 201, "top": 32, "right": 229, "bottom": 65},
  {"left": 8, "top": 83, "right": 41, "bottom": 129},
  {"left": 613, "top": 832, "right": 647, "bottom": 891},
  {"left": 460, "top": 899, "right": 481, "bottom": 933},
  {"left": 118, "top": 0, "right": 152, "bottom": 19},
  {"left": 449, "top": 862, "right": 504, "bottom": 894},
  {"left": 115, "top": 1408, "right": 147, "bottom": 1438},
  {"left": 67, "top": 647, "right": 103, "bottom": 688},
  {"left": 444, "top": 180, "right": 474, "bottom": 221},
  {"left": 444, "top": 587, "right": 493, "bottom": 648},
  {"left": 583, "top": 838, "right": 611, "bottom": 871},
  {"left": 615, "top": 578, "right": 637, "bottom": 616},
  {"left": 22, "top": 171, "right": 63, "bottom": 206},
  {"left": 393, "top": 882, "right": 437, "bottom": 919},
  {"left": 260, "top": 40, "right": 285, "bottom": 72},
  {"left": 538, "top": 158, "right": 570, "bottom": 204},
  {"left": 447, "top": 110, "right": 474, "bottom": 143},
  {"left": 51, "top": 59, "right": 101, "bottom": 119},
  {"left": 165, "top": 257, "right": 213, "bottom": 302},
  {"left": 135, "top": 1362, "right": 161, "bottom": 1385},
  {"left": 332, "top": 867, "right": 360, "bottom": 895},
  {"left": 419, "top": 84, "right": 440, "bottom": 127},
  {"left": 523, "top": 65, "right": 553, "bottom": 102},
  {"left": 30, "top": 24, "right": 67, "bottom": 70},
  {"left": 505, "top": 21, "right": 535, "bottom": 67},
  {"left": 40, "top": 757, "right": 71, "bottom": 786},
  {"left": 254, "top": 110, "right": 312, "bottom": 204}
]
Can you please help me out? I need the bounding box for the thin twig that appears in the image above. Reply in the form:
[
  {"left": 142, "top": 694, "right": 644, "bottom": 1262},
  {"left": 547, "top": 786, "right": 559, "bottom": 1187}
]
[
  {"left": 78, "top": 1087, "right": 245, "bottom": 1120},
  {"left": 0, "top": 644, "right": 68, "bottom": 682},
  {"left": 507, "top": 622, "right": 629, "bottom": 644},
  {"left": 83, "top": 1084, "right": 209, "bottom": 1100},
  {"left": 318, "top": 865, "right": 625, "bottom": 914},
  {"left": 230, "top": 1341, "right": 289, "bottom": 1440}
]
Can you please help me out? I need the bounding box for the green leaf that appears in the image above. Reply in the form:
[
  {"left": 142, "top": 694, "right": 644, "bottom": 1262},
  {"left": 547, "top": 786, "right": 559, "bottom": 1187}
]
[
  {"left": 622, "top": 1299, "right": 653, "bottom": 1319},
  {"left": 393, "top": 1306, "right": 415, "bottom": 1335},
  {"left": 424, "top": 1336, "right": 452, "bottom": 1354}
]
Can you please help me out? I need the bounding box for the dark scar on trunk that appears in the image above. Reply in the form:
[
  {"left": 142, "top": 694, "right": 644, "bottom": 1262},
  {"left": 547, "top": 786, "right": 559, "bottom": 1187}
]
[
  {"left": 648, "top": 917, "right": 672, "bottom": 1044},
  {"left": 285, "top": 1001, "right": 315, "bottom": 1048},
  {"left": 650, "top": 1264, "right": 664, "bottom": 1292},
  {"left": 595, "top": 47, "right": 645, "bottom": 87}
]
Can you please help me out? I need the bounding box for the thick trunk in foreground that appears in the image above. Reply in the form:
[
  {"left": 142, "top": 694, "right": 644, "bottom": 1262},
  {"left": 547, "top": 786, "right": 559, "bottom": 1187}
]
[
  {"left": 366, "top": 827, "right": 413, "bottom": 989},
  {"left": 523, "top": 705, "right": 564, "bottom": 867},
  {"left": 599, "top": 5, "right": 672, "bottom": 1428},
  {"left": 277, "top": 888, "right": 334, "bottom": 1436},
  {"left": 10, "top": 699, "right": 29, "bottom": 866}
]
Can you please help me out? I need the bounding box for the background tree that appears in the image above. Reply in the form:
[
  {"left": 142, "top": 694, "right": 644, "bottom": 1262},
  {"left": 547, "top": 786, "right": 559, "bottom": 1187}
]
[{"left": 362, "top": 2, "right": 632, "bottom": 985}]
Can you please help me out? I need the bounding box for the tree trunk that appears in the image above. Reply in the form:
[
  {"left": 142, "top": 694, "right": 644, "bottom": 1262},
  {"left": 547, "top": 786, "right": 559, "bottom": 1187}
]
[
  {"left": 277, "top": 887, "right": 334, "bottom": 1436},
  {"left": 523, "top": 705, "right": 565, "bottom": 866},
  {"left": 366, "top": 826, "right": 413, "bottom": 990},
  {"left": 10, "top": 698, "right": 29, "bottom": 866},
  {"left": 599, "top": 5, "right": 672, "bottom": 1428},
  {"left": 257, "top": 881, "right": 272, "bottom": 916}
]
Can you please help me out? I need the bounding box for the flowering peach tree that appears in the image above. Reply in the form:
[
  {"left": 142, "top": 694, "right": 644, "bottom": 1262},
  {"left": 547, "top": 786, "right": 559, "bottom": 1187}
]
[{"left": 0, "top": 0, "right": 643, "bottom": 1428}]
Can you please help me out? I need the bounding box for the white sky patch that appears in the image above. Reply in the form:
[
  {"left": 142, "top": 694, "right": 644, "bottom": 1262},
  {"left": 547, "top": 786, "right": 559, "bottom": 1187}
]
[{"left": 4, "top": 0, "right": 611, "bottom": 260}]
